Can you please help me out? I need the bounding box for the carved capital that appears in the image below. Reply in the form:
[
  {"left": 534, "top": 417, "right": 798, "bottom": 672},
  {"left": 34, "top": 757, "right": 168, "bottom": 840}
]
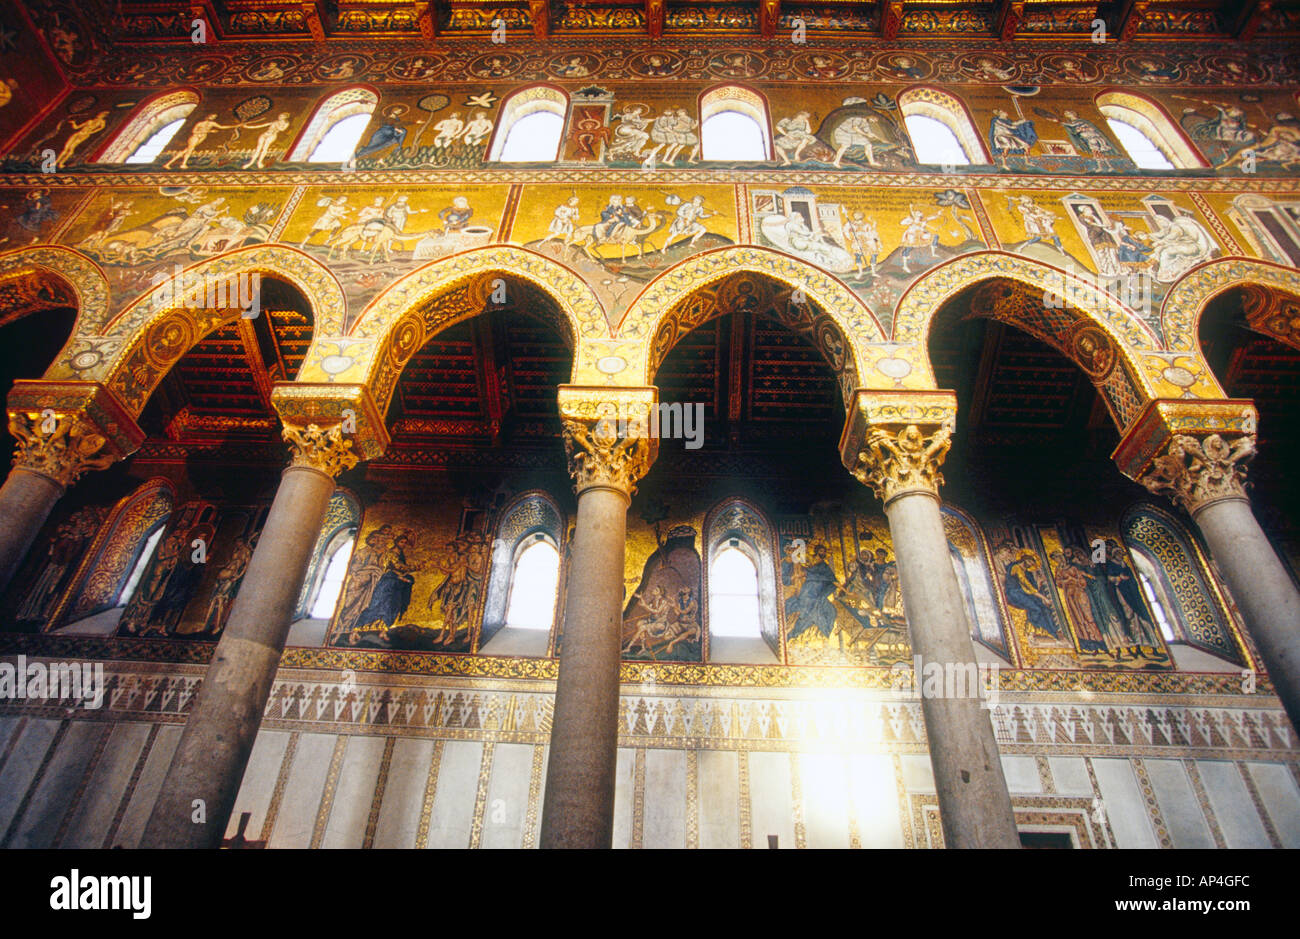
[
  {"left": 840, "top": 389, "right": 957, "bottom": 504},
  {"left": 270, "top": 382, "right": 389, "bottom": 461},
  {"left": 8, "top": 411, "right": 116, "bottom": 488},
  {"left": 282, "top": 423, "right": 359, "bottom": 478},
  {"left": 1138, "top": 433, "right": 1254, "bottom": 514},
  {"left": 5, "top": 381, "right": 144, "bottom": 488},
  {"left": 561, "top": 418, "right": 653, "bottom": 498},
  {"left": 1113, "top": 398, "right": 1258, "bottom": 515},
  {"left": 852, "top": 424, "right": 953, "bottom": 503},
  {"left": 558, "top": 385, "right": 658, "bottom": 498}
]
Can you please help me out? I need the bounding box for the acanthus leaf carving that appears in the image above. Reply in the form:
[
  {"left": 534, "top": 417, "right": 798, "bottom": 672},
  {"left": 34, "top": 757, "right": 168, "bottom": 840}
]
[
  {"left": 282, "top": 422, "right": 360, "bottom": 478},
  {"left": 852, "top": 423, "right": 952, "bottom": 504},
  {"left": 1139, "top": 432, "right": 1255, "bottom": 515},
  {"left": 562, "top": 417, "right": 652, "bottom": 497},
  {"left": 8, "top": 410, "right": 117, "bottom": 488}
]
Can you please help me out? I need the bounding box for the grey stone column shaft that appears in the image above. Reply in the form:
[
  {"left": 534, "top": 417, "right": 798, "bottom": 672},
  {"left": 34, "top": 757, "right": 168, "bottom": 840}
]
[
  {"left": 539, "top": 485, "right": 629, "bottom": 849},
  {"left": 1193, "top": 498, "right": 1300, "bottom": 732},
  {"left": 140, "top": 465, "right": 336, "bottom": 849},
  {"left": 0, "top": 468, "right": 63, "bottom": 595},
  {"left": 884, "top": 490, "right": 1022, "bottom": 849}
]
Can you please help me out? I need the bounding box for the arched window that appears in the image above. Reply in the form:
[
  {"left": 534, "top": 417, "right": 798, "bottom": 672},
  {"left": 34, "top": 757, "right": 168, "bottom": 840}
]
[
  {"left": 308, "top": 531, "right": 356, "bottom": 619},
  {"left": 118, "top": 525, "right": 166, "bottom": 606},
  {"left": 898, "top": 87, "right": 990, "bottom": 165},
  {"left": 703, "top": 500, "right": 780, "bottom": 663},
  {"left": 1105, "top": 118, "right": 1174, "bottom": 170},
  {"left": 286, "top": 87, "right": 379, "bottom": 162},
  {"left": 700, "top": 86, "right": 771, "bottom": 161},
  {"left": 125, "top": 118, "right": 188, "bottom": 164},
  {"left": 1121, "top": 504, "right": 1244, "bottom": 665},
  {"left": 50, "top": 479, "right": 175, "bottom": 633},
  {"left": 504, "top": 538, "right": 561, "bottom": 630},
  {"left": 1096, "top": 92, "right": 1209, "bottom": 169},
  {"left": 307, "top": 113, "right": 371, "bottom": 163},
  {"left": 904, "top": 114, "right": 971, "bottom": 166},
  {"left": 96, "top": 91, "right": 199, "bottom": 164},
  {"left": 478, "top": 493, "right": 565, "bottom": 655},
  {"left": 709, "top": 545, "right": 761, "bottom": 636},
  {"left": 288, "top": 492, "right": 361, "bottom": 647},
  {"left": 488, "top": 86, "right": 568, "bottom": 162}
]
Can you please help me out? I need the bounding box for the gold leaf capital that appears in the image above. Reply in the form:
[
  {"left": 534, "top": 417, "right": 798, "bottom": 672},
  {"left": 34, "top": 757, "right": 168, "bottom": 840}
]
[
  {"left": 282, "top": 423, "right": 359, "bottom": 478},
  {"left": 852, "top": 423, "right": 952, "bottom": 504},
  {"left": 7, "top": 410, "right": 118, "bottom": 488}
]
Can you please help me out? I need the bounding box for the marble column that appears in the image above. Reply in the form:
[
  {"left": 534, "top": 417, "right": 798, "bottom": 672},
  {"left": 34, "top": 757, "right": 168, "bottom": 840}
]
[
  {"left": 0, "top": 389, "right": 139, "bottom": 594},
  {"left": 843, "top": 391, "right": 1021, "bottom": 849},
  {"left": 1118, "top": 400, "right": 1300, "bottom": 733},
  {"left": 141, "top": 423, "right": 358, "bottom": 849},
  {"left": 540, "top": 390, "right": 655, "bottom": 849}
]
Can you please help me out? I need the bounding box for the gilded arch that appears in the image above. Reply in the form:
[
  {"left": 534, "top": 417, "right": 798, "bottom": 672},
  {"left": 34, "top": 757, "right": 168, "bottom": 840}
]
[
  {"left": 1160, "top": 256, "right": 1300, "bottom": 353},
  {"left": 889, "top": 252, "right": 1222, "bottom": 422},
  {"left": 0, "top": 246, "right": 110, "bottom": 334},
  {"left": 616, "top": 245, "right": 883, "bottom": 390},
  {"left": 300, "top": 246, "right": 603, "bottom": 413},
  {"left": 63, "top": 245, "right": 342, "bottom": 415}
]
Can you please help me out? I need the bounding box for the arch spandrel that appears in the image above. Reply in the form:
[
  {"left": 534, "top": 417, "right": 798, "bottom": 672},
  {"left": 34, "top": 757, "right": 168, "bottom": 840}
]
[
  {"left": 1160, "top": 257, "right": 1300, "bottom": 353},
  {"left": 306, "top": 246, "right": 600, "bottom": 416},
  {"left": 615, "top": 245, "right": 884, "bottom": 389},
  {"left": 66, "top": 245, "right": 340, "bottom": 416}
]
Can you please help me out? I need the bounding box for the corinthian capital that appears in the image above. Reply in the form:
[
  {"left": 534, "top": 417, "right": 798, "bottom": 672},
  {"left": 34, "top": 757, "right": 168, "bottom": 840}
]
[
  {"left": 562, "top": 417, "right": 653, "bottom": 497},
  {"left": 840, "top": 389, "right": 957, "bottom": 505},
  {"left": 852, "top": 423, "right": 952, "bottom": 503},
  {"left": 1139, "top": 433, "right": 1255, "bottom": 514},
  {"left": 7, "top": 410, "right": 117, "bottom": 488},
  {"left": 1113, "top": 399, "right": 1258, "bottom": 516},
  {"left": 282, "top": 423, "right": 359, "bottom": 478}
]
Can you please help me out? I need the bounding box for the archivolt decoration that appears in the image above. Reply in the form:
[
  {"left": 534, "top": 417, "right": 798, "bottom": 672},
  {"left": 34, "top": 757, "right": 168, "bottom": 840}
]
[
  {"left": 0, "top": 246, "right": 110, "bottom": 334},
  {"left": 63, "top": 245, "right": 340, "bottom": 415},
  {"left": 1159, "top": 257, "right": 1300, "bottom": 353},
  {"left": 302, "top": 246, "right": 604, "bottom": 403},
  {"left": 617, "top": 245, "right": 883, "bottom": 389},
  {"left": 892, "top": 251, "right": 1229, "bottom": 415},
  {"left": 645, "top": 271, "right": 860, "bottom": 406}
]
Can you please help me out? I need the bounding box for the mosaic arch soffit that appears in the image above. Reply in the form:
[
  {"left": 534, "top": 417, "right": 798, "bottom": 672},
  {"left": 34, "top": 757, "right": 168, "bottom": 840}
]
[
  {"left": 55, "top": 245, "right": 341, "bottom": 410},
  {"left": 300, "top": 245, "right": 604, "bottom": 393},
  {"left": 615, "top": 244, "right": 884, "bottom": 387},
  {"left": 1160, "top": 256, "right": 1300, "bottom": 354},
  {"left": 887, "top": 250, "right": 1225, "bottom": 402},
  {"left": 0, "top": 245, "right": 110, "bottom": 334}
]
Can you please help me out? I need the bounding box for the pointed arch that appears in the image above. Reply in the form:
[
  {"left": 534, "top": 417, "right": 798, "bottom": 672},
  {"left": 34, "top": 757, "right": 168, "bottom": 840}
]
[
  {"left": 1161, "top": 256, "right": 1300, "bottom": 353},
  {"left": 94, "top": 90, "right": 201, "bottom": 164},
  {"left": 81, "top": 245, "right": 339, "bottom": 416},
  {"left": 306, "top": 246, "right": 601, "bottom": 415},
  {"left": 50, "top": 477, "right": 176, "bottom": 630},
  {"left": 701, "top": 498, "right": 781, "bottom": 661},
  {"left": 1095, "top": 90, "right": 1210, "bottom": 170},
  {"left": 896, "top": 252, "right": 1202, "bottom": 428},
  {"left": 479, "top": 490, "right": 566, "bottom": 654},
  {"left": 897, "top": 86, "right": 992, "bottom": 165},
  {"left": 619, "top": 245, "right": 882, "bottom": 397},
  {"left": 0, "top": 245, "right": 110, "bottom": 335},
  {"left": 285, "top": 86, "right": 380, "bottom": 162}
]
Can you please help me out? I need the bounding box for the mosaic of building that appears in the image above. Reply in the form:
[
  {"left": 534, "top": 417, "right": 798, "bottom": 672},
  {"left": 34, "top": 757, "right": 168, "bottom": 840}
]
[{"left": 0, "top": 0, "right": 1297, "bottom": 849}]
